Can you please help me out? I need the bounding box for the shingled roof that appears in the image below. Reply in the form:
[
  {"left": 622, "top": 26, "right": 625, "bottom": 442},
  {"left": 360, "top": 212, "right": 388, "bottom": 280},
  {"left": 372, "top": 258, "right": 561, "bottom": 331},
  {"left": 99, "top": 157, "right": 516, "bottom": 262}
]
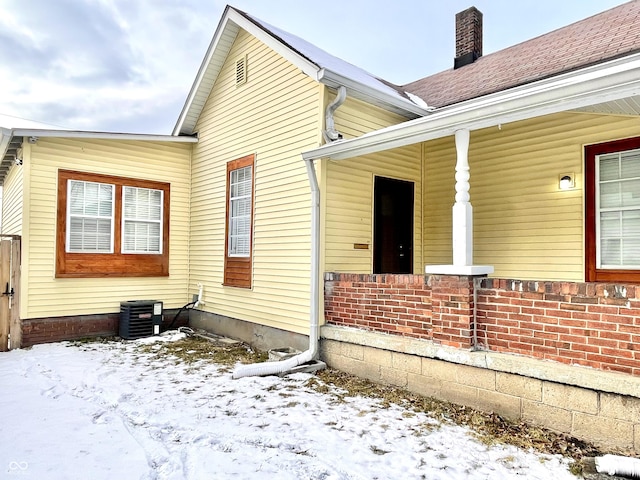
[{"left": 404, "top": 1, "right": 640, "bottom": 108}]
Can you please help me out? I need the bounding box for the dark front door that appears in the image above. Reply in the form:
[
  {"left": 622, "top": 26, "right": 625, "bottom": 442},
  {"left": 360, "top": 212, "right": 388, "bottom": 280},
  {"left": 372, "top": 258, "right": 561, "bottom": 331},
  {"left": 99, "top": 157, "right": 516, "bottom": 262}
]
[{"left": 373, "top": 177, "right": 414, "bottom": 274}]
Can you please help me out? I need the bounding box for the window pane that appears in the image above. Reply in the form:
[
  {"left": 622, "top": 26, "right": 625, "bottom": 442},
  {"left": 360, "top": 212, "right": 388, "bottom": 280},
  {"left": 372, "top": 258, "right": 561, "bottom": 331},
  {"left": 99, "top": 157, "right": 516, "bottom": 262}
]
[
  {"left": 123, "top": 220, "right": 161, "bottom": 253},
  {"left": 599, "top": 154, "right": 620, "bottom": 181},
  {"left": 600, "top": 182, "right": 620, "bottom": 208},
  {"left": 622, "top": 210, "right": 640, "bottom": 236},
  {"left": 621, "top": 179, "right": 640, "bottom": 207},
  {"left": 122, "top": 186, "right": 163, "bottom": 253},
  {"left": 69, "top": 181, "right": 85, "bottom": 214},
  {"left": 67, "top": 180, "right": 113, "bottom": 253},
  {"left": 600, "top": 211, "right": 620, "bottom": 238},
  {"left": 621, "top": 150, "right": 640, "bottom": 179},
  {"left": 601, "top": 239, "right": 621, "bottom": 266},
  {"left": 622, "top": 238, "right": 640, "bottom": 266}
]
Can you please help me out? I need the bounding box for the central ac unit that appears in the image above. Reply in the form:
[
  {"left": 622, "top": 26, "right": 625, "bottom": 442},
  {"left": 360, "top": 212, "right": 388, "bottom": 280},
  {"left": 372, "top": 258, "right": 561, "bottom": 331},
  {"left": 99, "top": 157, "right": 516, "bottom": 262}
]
[{"left": 119, "top": 300, "right": 163, "bottom": 340}]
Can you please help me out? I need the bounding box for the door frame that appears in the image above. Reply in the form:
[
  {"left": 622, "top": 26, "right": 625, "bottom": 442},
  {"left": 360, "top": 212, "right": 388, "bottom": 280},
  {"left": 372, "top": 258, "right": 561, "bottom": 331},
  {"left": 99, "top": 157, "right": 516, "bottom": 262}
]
[{"left": 372, "top": 175, "right": 415, "bottom": 274}]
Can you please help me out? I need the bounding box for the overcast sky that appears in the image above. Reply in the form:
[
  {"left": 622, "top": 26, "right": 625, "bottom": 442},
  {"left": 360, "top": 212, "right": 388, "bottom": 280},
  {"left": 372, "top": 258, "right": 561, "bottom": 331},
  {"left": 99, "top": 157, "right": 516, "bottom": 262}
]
[{"left": 0, "top": 0, "right": 628, "bottom": 134}]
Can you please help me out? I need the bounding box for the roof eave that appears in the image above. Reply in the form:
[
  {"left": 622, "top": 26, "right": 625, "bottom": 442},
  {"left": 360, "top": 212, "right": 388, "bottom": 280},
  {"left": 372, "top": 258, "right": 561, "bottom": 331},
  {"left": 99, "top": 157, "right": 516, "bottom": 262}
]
[
  {"left": 319, "top": 69, "right": 431, "bottom": 118},
  {"left": 10, "top": 129, "right": 199, "bottom": 142},
  {"left": 303, "top": 52, "right": 640, "bottom": 162},
  {"left": 173, "top": 7, "right": 430, "bottom": 136}
]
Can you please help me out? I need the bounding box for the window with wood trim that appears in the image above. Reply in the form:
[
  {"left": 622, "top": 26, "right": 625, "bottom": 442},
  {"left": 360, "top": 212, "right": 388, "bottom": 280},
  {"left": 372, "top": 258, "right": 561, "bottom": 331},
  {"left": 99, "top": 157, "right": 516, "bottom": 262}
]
[
  {"left": 585, "top": 136, "right": 640, "bottom": 282},
  {"left": 224, "top": 155, "right": 254, "bottom": 288},
  {"left": 56, "top": 170, "right": 170, "bottom": 278}
]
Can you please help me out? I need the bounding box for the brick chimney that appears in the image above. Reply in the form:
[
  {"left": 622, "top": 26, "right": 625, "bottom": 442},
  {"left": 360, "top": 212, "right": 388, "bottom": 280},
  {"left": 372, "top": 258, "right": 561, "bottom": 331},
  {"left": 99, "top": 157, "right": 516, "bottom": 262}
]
[{"left": 454, "top": 7, "right": 483, "bottom": 69}]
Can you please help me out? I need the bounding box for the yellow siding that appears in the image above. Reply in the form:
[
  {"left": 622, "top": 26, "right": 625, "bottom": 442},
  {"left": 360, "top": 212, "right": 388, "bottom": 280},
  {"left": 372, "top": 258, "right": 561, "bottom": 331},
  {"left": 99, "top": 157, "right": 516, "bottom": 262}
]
[
  {"left": 1, "top": 162, "right": 24, "bottom": 235},
  {"left": 189, "top": 29, "right": 323, "bottom": 335},
  {"left": 423, "top": 112, "right": 640, "bottom": 281},
  {"left": 333, "top": 96, "right": 407, "bottom": 139},
  {"left": 25, "top": 137, "right": 191, "bottom": 318},
  {"left": 325, "top": 98, "right": 422, "bottom": 273}
]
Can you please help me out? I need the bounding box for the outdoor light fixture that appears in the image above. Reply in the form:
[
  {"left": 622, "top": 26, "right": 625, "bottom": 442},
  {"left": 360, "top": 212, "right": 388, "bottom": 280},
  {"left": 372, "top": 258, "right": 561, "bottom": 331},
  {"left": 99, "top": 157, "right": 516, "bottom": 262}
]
[{"left": 559, "top": 173, "right": 575, "bottom": 190}]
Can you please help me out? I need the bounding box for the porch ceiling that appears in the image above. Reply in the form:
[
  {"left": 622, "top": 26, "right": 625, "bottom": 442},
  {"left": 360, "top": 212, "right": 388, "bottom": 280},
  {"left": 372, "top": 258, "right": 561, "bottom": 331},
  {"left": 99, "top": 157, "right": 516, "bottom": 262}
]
[{"left": 302, "top": 53, "right": 640, "bottom": 162}]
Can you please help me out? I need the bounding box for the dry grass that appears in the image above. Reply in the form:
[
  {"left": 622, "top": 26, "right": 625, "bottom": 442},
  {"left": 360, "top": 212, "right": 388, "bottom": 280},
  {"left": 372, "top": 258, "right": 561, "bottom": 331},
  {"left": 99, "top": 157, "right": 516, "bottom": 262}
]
[
  {"left": 310, "top": 368, "right": 603, "bottom": 465},
  {"left": 137, "top": 336, "right": 268, "bottom": 371},
  {"left": 71, "top": 336, "right": 606, "bottom": 472}
]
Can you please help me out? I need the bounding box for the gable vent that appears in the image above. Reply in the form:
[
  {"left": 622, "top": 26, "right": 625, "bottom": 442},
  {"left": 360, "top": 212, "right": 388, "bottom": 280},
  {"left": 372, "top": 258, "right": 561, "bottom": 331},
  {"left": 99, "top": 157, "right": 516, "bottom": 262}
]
[{"left": 235, "top": 55, "right": 247, "bottom": 86}]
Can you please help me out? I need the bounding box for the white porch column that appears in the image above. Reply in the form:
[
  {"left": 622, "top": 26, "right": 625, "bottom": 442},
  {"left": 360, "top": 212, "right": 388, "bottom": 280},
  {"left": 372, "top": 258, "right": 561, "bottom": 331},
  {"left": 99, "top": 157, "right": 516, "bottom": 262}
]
[
  {"left": 453, "top": 129, "right": 473, "bottom": 267},
  {"left": 424, "top": 129, "right": 493, "bottom": 276}
]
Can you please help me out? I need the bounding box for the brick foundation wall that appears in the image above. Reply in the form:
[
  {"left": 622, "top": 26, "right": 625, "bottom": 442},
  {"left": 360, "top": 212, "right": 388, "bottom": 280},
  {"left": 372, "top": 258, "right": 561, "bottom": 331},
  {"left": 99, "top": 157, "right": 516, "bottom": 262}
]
[
  {"left": 22, "top": 314, "right": 119, "bottom": 347},
  {"left": 477, "top": 279, "right": 640, "bottom": 376},
  {"left": 21, "top": 309, "right": 188, "bottom": 347},
  {"left": 324, "top": 273, "right": 640, "bottom": 376},
  {"left": 324, "top": 273, "right": 432, "bottom": 339}
]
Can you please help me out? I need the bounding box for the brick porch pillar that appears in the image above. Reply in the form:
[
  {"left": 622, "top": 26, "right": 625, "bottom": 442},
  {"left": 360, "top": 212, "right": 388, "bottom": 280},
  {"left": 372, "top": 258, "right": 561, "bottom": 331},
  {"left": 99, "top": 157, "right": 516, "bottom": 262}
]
[{"left": 429, "top": 274, "right": 475, "bottom": 348}]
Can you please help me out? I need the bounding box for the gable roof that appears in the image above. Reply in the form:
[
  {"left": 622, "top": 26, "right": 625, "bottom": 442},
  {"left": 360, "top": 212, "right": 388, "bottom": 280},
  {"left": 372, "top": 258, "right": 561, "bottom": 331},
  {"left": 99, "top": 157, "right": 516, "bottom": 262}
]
[
  {"left": 173, "top": 6, "right": 431, "bottom": 136},
  {"left": 404, "top": 1, "right": 640, "bottom": 108}
]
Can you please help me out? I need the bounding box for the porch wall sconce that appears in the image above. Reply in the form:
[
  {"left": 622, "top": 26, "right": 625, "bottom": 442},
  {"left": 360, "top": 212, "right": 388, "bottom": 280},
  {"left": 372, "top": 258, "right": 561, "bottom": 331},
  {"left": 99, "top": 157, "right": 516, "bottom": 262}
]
[{"left": 559, "top": 173, "right": 575, "bottom": 190}]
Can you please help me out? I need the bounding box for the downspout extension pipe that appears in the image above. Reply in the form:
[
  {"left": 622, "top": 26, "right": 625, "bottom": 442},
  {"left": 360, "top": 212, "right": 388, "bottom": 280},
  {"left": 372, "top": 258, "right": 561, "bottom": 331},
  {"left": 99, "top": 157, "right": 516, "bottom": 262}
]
[
  {"left": 232, "top": 158, "right": 321, "bottom": 379},
  {"left": 595, "top": 455, "right": 640, "bottom": 478}
]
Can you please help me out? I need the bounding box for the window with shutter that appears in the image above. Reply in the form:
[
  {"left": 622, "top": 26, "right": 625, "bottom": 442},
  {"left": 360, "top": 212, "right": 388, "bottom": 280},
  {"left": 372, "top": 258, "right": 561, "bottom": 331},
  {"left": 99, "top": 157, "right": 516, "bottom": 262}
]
[
  {"left": 224, "top": 155, "right": 255, "bottom": 288},
  {"left": 586, "top": 137, "right": 640, "bottom": 282}
]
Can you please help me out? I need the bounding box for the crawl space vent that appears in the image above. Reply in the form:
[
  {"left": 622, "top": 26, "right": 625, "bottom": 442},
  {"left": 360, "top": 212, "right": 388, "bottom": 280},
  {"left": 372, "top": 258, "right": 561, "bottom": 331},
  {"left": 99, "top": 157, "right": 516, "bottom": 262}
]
[{"left": 119, "top": 300, "right": 163, "bottom": 340}]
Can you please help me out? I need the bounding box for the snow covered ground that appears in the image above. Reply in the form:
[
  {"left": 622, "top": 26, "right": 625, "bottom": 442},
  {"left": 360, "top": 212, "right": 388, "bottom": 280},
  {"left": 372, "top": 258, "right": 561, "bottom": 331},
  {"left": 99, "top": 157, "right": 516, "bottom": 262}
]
[{"left": 0, "top": 332, "right": 579, "bottom": 479}]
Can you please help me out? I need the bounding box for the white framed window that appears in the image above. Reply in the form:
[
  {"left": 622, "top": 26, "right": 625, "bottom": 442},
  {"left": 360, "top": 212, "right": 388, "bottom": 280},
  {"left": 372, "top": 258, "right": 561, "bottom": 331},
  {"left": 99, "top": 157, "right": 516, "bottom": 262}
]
[
  {"left": 596, "top": 148, "right": 640, "bottom": 269},
  {"left": 122, "top": 186, "right": 163, "bottom": 254},
  {"left": 228, "top": 165, "right": 252, "bottom": 257},
  {"left": 66, "top": 180, "right": 114, "bottom": 253}
]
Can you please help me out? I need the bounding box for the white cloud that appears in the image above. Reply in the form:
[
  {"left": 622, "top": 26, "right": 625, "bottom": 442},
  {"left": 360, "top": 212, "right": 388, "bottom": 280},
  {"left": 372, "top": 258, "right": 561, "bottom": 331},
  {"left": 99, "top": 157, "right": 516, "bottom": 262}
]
[{"left": 0, "top": 0, "right": 628, "bottom": 133}]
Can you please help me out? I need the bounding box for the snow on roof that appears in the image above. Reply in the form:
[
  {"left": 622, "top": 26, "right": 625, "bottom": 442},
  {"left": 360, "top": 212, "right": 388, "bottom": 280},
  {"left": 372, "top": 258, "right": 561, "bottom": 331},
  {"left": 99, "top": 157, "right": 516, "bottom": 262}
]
[{"left": 241, "top": 10, "right": 425, "bottom": 113}]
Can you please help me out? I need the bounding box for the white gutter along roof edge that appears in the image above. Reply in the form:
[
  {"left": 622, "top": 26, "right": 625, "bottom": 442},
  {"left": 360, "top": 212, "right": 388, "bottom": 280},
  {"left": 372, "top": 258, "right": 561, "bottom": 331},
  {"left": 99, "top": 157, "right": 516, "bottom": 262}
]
[
  {"left": 9, "top": 129, "right": 198, "bottom": 142},
  {"left": 319, "top": 69, "right": 432, "bottom": 117},
  {"left": 303, "top": 52, "right": 640, "bottom": 161}
]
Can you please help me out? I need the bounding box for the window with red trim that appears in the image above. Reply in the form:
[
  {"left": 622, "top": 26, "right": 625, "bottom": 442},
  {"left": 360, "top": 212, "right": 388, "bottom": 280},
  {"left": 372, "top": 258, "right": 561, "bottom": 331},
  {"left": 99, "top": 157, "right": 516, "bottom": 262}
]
[
  {"left": 585, "top": 136, "right": 640, "bottom": 282},
  {"left": 56, "top": 170, "right": 170, "bottom": 278},
  {"left": 224, "top": 155, "right": 254, "bottom": 288}
]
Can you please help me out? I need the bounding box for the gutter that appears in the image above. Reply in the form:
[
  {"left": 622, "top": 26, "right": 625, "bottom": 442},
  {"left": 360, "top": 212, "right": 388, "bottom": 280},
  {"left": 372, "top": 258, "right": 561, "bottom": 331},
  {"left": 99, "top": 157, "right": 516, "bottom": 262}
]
[
  {"left": 318, "top": 69, "right": 432, "bottom": 118},
  {"left": 8, "top": 129, "right": 199, "bottom": 143},
  {"left": 303, "top": 52, "right": 640, "bottom": 162}
]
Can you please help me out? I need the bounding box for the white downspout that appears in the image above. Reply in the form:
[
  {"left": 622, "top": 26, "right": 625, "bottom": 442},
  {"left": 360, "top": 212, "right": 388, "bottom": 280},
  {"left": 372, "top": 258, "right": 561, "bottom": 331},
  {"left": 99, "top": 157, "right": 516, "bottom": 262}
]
[
  {"left": 232, "top": 158, "right": 321, "bottom": 379},
  {"left": 595, "top": 455, "right": 640, "bottom": 477},
  {"left": 233, "top": 86, "right": 346, "bottom": 379},
  {"left": 323, "top": 86, "right": 347, "bottom": 143}
]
